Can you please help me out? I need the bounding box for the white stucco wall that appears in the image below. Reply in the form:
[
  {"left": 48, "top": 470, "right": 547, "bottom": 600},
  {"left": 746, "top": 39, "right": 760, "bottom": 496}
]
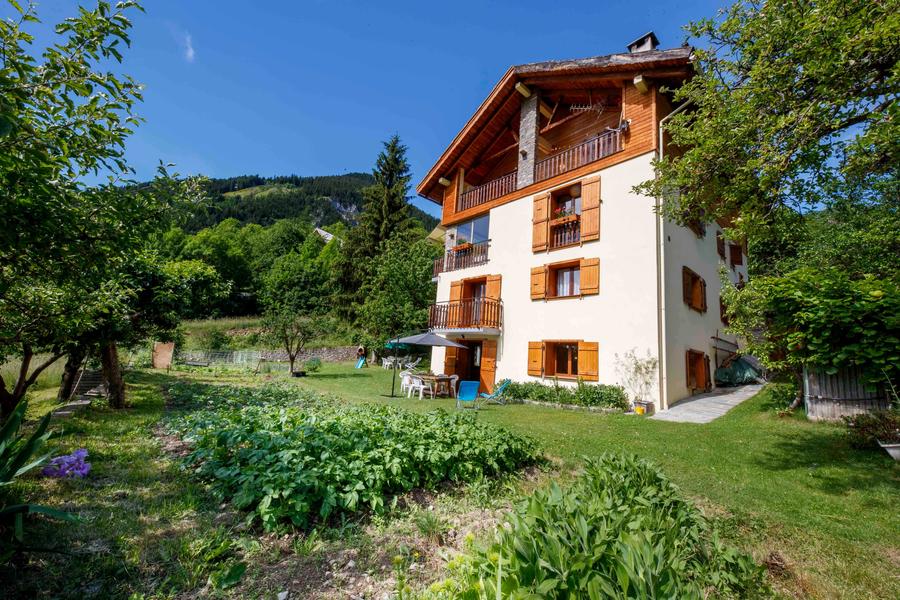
[
  {"left": 432, "top": 153, "right": 663, "bottom": 405},
  {"left": 661, "top": 219, "right": 748, "bottom": 407}
]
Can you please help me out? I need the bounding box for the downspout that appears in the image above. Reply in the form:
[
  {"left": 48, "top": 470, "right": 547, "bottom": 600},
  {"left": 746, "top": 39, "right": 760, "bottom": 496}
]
[{"left": 655, "top": 100, "right": 691, "bottom": 411}]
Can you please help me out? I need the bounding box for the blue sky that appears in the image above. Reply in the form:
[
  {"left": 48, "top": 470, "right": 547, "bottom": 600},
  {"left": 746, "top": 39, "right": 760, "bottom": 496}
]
[{"left": 16, "top": 0, "right": 727, "bottom": 216}]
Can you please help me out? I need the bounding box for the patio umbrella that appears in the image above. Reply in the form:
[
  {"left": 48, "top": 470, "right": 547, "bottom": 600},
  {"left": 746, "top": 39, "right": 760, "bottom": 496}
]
[{"left": 386, "top": 332, "right": 465, "bottom": 397}]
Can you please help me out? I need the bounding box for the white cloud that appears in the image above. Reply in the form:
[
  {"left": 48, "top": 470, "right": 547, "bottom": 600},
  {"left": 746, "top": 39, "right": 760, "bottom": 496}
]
[{"left": 182, "top": 32, "right": 195, "bottom": 63}]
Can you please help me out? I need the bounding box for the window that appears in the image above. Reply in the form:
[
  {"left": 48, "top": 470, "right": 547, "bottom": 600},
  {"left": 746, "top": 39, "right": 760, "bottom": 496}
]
[
  {"left": 682, "top": 266, "right": 707, "bottom": 313},
  {"left": 551, "top": 184, "right": 582, "bottom": 219},
  {"left": 554, "top": 266, "right": 580, "bottom": 297},
  {"left": 729, "top": 243, "right": 743, "bottom": 268},
  {"left": 456, "top": 214, "right": 490, "bottom": 245},
  {"left": 527, "top": 340, "right": 598, "bottom": 381},
  {"left": 716, "top": 232, "right": 726, "bottom": 260},
  {"left": 554, "top": 343, "right": 579, "bottom": 377}
]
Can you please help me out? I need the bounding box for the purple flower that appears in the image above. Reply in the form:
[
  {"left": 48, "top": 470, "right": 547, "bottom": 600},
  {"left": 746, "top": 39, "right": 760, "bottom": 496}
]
[{"left": 42, "top": 448, "right": 92, "bottom": 479}]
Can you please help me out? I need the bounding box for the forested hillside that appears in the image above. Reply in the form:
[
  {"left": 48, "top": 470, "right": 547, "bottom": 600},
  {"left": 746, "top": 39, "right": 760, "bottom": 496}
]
[{"left": 186, "top": 173, "right": 439, "bottom": 231}]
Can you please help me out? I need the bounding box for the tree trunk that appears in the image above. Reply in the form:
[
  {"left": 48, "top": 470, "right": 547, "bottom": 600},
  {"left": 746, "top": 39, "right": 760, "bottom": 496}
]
[
  {"left": 57, "top": 346, "right": 87, "bottom": 402},
  {"left": 289, "top": 354, "right": 297, "bottom": 373},
  {"left": 100, "top": 341, "right": 126, "bottom": 409},
  {"left": 0, "top": 387, "right": 16, "bottom": 422}
]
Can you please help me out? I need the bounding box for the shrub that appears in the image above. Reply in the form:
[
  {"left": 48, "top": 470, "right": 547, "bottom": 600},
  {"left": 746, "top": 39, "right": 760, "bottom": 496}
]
[
  {"left": 504, "top": 379, "right": 628, "bottom": 410},
  {"left": 303, "top": 357, "right": 322, "bottom": 373},
  {"left": 167, "top": 383, "right": 540, "bottom": 530},
  {"left": 843, "top": 410, "right": 900, "bottom": 449},
  {"left": 427, "top": 453, "right": 769, "bottom": 599},
  {"left": 198, "top": 328, "right": 231, "bottom": 351}
]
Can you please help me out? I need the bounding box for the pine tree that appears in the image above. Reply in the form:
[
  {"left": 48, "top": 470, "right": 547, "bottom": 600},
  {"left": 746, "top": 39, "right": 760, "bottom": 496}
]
[{"left": 336, "top": 135, "right": 416, "bottom": 318}]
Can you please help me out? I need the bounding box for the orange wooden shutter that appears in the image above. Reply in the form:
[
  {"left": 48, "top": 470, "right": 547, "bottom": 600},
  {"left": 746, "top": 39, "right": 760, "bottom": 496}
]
[
  {"left": 530, "top": 266, "right": 547, "bottom": 300},
  {"left": 449, "top": 280, "right": 463, "bottom": 327},
  {"left": 716, "top": 233, "right": 726, "bottom": 259},
  {"left": 703, "top": 354, "right": 711, "bottom": 391},
  {"left": 527, "top": 342, "right": 543, "bottom": 376},
  {"left": 577, "top": 341, "right": 599, "bottom": 381},
  {"left": 579, "top": 258, "right": 599, "bottom": 295},
  {"left": 444, "top": 347, "right": 458, "bottom": 376},
  {"left": 580, "top": 175, "right": 601, "bottom": 241},
  {"left": 532, "top": 193, "right": 550, "bottom": 252},
  {"left": 485, "top": 274, "right": 502, "bottom": 300},
  {"left": 480, "top": 340, "right": 497, "bottom": 393},
  {"left": 685, "top": 350, "right": 693, "bottom": 389}
]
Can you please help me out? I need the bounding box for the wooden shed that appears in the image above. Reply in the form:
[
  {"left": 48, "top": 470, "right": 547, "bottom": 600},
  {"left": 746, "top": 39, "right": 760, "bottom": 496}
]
[{"left": 803, "top": 366, "right": 891, "bottom": 421}]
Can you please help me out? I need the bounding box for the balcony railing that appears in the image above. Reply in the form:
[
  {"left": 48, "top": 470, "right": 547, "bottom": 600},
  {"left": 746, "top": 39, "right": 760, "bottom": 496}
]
[
  {"left": 433, "top": 240, "right": 490, "bottom": 277},
  {"left": 550, "top": 217, "right": 580, "bottom": 249},
  {"left": 535, "top": 129, "right": 622, "bottom": 182},
  {"left": 428, "top": 297, "right": 502, "bottom": 331},
  {"left": 457, "top": 170, "right": 517, "bottom": 212}
]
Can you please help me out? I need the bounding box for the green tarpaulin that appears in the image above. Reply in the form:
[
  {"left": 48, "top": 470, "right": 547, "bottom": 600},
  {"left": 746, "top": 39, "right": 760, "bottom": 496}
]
[{"left": 715, "top": 357, "right": 761, "bottom": 386}]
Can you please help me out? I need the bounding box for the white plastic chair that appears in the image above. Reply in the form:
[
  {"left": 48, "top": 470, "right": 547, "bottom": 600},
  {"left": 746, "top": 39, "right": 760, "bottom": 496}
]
[
  {"left": 404, "top": 357, "right": 422, "bottom": 370},
  {"left": 448, "top": 374, "right": 459, "bottom": 398},
  {"left": 399, "top": 370, "right": 412, "bottom": 395},
  {"left": 408, "top": 376, "right": 434, "bottom": 400}
]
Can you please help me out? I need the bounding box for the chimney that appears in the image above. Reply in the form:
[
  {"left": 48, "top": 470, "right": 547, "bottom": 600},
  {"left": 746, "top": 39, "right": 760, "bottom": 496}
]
[{"left": 627, "top": 31, "right": 660, "bottom": 53}]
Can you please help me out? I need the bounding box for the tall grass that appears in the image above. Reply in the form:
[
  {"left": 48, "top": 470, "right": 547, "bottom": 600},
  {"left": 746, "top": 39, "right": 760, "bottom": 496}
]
[
  {"left": 0, "top": 355, "right": 66, "bottom": 391},
  {"left": 181, "top": 316, "right": 354, "bottom": 351}
]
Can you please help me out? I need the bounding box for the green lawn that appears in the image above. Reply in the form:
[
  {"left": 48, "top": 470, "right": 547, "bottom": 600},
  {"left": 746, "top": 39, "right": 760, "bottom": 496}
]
[{"left": 2, "top": 363, "right": 898, "bottom": 599}]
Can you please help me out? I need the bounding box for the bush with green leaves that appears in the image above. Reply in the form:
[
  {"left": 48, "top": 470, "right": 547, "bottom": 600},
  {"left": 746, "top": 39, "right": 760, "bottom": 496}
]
[
  {"left": 168, "top": 383, "right": 539, "bottom": 530},
  {"left": 303, "top": 357, "right": 322, "bottom": 373},
  {"left": 427, "top": 453, "right": 768, "bottom": 599},
  {"left": 843, "top": 411, "right": 900, "bottom": 450},
  {"left": 504, "top": 379, "right": 628, "bottom": 410}
]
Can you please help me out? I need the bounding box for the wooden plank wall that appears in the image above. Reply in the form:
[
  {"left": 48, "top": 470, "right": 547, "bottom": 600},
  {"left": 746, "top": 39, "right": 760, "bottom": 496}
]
[
  {"left": 539, "top": 109, "right": 620, "bottom": 161},
  {"left": 804, "top": 366, "right": 891, "bottom": 421}
]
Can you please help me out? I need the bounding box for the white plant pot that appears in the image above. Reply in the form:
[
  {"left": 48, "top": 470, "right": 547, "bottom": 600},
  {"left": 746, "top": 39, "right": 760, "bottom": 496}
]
[{"left": 878, "top": 441, "right": 900, "bottom": 461}]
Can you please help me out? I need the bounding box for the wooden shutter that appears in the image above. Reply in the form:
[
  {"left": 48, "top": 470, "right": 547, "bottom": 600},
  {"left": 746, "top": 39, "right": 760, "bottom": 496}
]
[
  {"left": 720, "top": 296, "right": 729, "bottom": 325},
  {"left": 527, "top": 341, "right": 544, "bottom": 376},
  {"left": 682, "top": 267, "right": 693, "bottom": 306},
  {"left": 480, "top": 340, "right": 497, "bottom": 393},
  {"left": 729, "top": 244, "right": 744, "bottom": 267},
  {"left": 716, "top": 233, "right": 726, "bottom": 259},
  {"left": 532, "top": 193, "right": 550, "bottom": 252},
  {"left": 577, "top": 341, "right": 599, "bottom": 381},
  {"left": 530, "top": 266, "right": 547, "bottom": 300},
  {"left": 703, "top": 354, "right": 711, "bottom": 391},
  {"left": 579, "top": 258, "right": 599, "bottom": 295},
  {"left": 580, "top": 175, "right": 601, "bottom": 242},
  {"left": 685, "top": 350, "right": 693, "bottom": 389},
  {"left": 444, "top": 347, "right": 458, "bottom": 376},
  {"left": 485, "top": 274, "right": 502, "bottom": 300},
  {"left": 699, "top": 277, "right": 708, "bottom": 312},
  {"left": 448, "top": 280, "right": 463, "bottom": 327}
]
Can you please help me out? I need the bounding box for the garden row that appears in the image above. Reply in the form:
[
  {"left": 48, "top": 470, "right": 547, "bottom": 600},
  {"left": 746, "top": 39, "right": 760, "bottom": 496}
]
[
  {"left": 504, "top": 379, "right": 630, "bottom": 410},
  {"left": 426, "top": 453, "right": 769, "bottom": 598},
  {"left": 166, "top": 383, "right": 540, "bottom": 530}
]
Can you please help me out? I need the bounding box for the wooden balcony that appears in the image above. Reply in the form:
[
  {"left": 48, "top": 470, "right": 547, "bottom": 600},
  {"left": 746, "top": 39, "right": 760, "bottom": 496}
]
[
  {"left": 428, "top": 297, "right": 502, "bottom": 332},
  {"left": 457, "top": 170, "right": 517, "bottom": 212},
  {"left": 535, "top": 129, "right": 622, "bottom": 182},
  {"left": 433, "top": 240, "right": 490, "bottom": 277},
  {"left": 550, "top": 216, "right": 580, "bottom": 249}
]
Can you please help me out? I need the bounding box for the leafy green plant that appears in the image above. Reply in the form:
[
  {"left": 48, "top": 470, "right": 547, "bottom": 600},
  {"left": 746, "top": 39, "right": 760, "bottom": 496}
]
[
  {"left": 304, "top": 357, "right": 322, "bottom": 373},
  {"left": 0, "top": 400, "right": 75, "bottom": 561},
  {"left": 427, "top": 453, "right": 769, "bottom": 599},
  {"left": 843, "top": 411, "right": 900, "bottom": 450},
  {"left": 167, "top": 383, "right": 539, "bottom": 530},
  {"left": 413, "top": 509, "right": 446, "bottom": 545},
  {"left": 504, "top": 380, "right": 627, "bottom": 409}
]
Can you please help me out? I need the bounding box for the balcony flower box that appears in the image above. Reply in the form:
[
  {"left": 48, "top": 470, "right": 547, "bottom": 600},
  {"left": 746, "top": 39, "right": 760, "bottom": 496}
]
[
  {"left": 550, "top": 214, "right": 579, "bottom": 226},
  {"left": 452, "top": 242, "right": 473, "bottom": 253}
]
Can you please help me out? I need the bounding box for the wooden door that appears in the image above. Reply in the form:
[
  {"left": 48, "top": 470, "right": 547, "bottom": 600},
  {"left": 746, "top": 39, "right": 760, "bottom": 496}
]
[{"left": 480, "top": 340, "right": 497, "bottom": 393}]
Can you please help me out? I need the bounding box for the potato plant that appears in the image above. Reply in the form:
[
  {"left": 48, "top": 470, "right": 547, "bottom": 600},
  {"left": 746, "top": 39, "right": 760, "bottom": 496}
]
[{"left": 167, "top": 383, "right": 539, "bottom": 530}]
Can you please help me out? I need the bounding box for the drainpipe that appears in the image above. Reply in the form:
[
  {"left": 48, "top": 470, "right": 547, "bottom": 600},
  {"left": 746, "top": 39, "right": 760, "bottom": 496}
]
[{"left": 655, "top": 100, "right": 691, "bottom": 411}]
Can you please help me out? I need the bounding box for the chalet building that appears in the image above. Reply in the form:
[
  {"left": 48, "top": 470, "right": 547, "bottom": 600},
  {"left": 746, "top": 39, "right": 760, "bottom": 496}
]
[{"left": 417, "top": 33, "right": 748, "bottom": 411}]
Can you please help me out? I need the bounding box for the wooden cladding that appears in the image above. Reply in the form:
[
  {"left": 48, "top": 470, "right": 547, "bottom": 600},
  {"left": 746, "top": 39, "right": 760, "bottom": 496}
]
[
  {"left": 532, "top": 176, "right": 600, "bottom": 253},
  {"left": 534, "top": 130, "right": 622, "bottom": 182},
  {"left": 527, "top": 340, "right": 599, "bottom": 381},
  {"left": 685, "top": 349, "right": 711, "bottom": 393},
  {"left": 530, "top": 258, "right": 598, "bottom": 300},
  {"left": 682, "top": 266, "right": 707, "bottom": 313}
]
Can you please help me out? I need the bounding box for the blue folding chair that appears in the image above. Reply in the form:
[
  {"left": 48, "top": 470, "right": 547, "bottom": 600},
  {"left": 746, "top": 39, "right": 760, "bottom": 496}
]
[
  {"left": 480, "top": 378, "right": 511, "bottom": 405},
  {"left": 456, "top": 380, "right": 480, "bottom": 410}
]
